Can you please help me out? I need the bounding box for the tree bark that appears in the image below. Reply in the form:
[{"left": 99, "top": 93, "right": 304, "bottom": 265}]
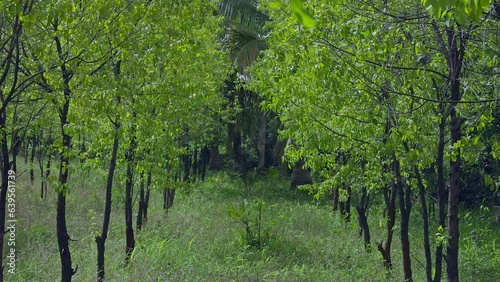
[
  {"left": 445, "top": 25, "right": 467, "bottom": 282},
  {"left": 394, "top": 156, "right": 412, "bottom": 282},
  {"left": 377, "top": 183, "right": 397, "bottom": 270},
  {"left": 124, "top": 131, "right": 136, "bottom": 264},
  {"left": 37, "top": 145, "right": 45, "bottom": 199},
  {"left": 330, "top": 188, "right": 339, "bottom": 211},
  {"left": 144, "top": 171, "right": 152, "bottom": 223},
  {"left": 200, "top": 146, "right": 210, "bottom": 180},
  {"left": 0, "top": 113, "right": 12, "bottom": 282},
  {"left": 30, "top": 135, "right": 36, "bottom": 185},
  {"left": 356, "top": 186, "right": 371, "bottom": 251},
  {"left": 96, "top": 116, "right": 120, "bottom": 282},
  {"left": 447, "top": 110, "right": 463, "bottom": 282},
  {"left": 339, "top": 186, "right": 352, "bottom": 222},
  {"left": 415, "top": 166, "right": 432, "bottom": 282},
  {"left": 136, "top": 172, "right": 145, "bottom": 231},
  {"left": 163, "top": 188, "right": 175, "bottom": 214},
  {"left": 208, "top": 145, "right": 222, "bottom": 170},
  {"left": 433, "top": 103, "right": 447, "bottom": 282},
  {"left": 192, "top": 149, "right": 198, "bottom": 182},
  {"left": 54, "top": 30, "right": 76, "bottom": 281}
]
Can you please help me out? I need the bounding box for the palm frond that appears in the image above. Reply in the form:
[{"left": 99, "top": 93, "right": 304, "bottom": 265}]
[
  {"left": 234, "top": 38, "right": 267, "bottom": 73},
  {"left": 218, "top": 0, "right": 268, "bottom": 33}
]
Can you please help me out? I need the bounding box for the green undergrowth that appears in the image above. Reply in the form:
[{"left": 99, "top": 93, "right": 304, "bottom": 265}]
[{"left": 12, "top": 167, "right": 500, "bottom": 281}]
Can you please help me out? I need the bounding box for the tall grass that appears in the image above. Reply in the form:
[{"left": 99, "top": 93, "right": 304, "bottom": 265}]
[{"left": 12, "top": 167, "right": 500, "bottom": 281}]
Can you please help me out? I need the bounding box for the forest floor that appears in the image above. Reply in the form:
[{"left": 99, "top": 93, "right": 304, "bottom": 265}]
[{"left": 13, "top": 166, "right": 500, "bottom": 281}]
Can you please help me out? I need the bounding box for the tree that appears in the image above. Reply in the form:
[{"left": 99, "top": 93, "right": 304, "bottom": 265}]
[
  {"left": 249, "top": 1, "right": 500, "bottom": 281},
  {"left": 0, "top": 2, "right": 36, "bottom": 280}
]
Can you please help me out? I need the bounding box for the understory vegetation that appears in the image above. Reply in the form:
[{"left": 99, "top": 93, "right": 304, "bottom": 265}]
[{"left": 17, "top": 168, "right": 500, "bottom": 281}]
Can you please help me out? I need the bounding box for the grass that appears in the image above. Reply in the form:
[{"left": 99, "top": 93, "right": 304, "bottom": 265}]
[{"left": 11, "top": 164, "right": 500, "bottom": 281}]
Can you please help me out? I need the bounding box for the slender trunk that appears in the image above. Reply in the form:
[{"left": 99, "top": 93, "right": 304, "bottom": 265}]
[
  {"left": 433, "top": 106, "right": 447, "bottom": 282},
  {"left": 447, "top": 110, "right": 463, "bottom": 282},
  {"left": 208, "top": 145, "right": 222, "bottom": 170},
  {"left": 24, "top": 139, "right": 29, "bottom": 165},
  {"left": 183, "top": 154, "right": 191, "bottom": 183},
  {"left": 37, "top": 147, "right": 45, "bottom": 199},
  {"left": 10, "top": 100, "right": 21, "bottom": 172},
  {"left": 394, "top": 156, "right": 412, "bottom": 282},
  {"left": 96, "top": 118, "right": 120, "bottom": 281},
  {"left": 193, "top": 149, "right": 198, "bottom": 182},
  {"left": 57, "top": 98, "right": 74, "bottom": 282},
  {"left": 445, "top": 26, "right": 466, "bottom": 282},
  {"left": 416, "top": 166, "right": 432, "bottom": 282},
  {"left": 163, "top": 188, "right": 175, "bottom": 215},
  {"left": 377, "top": 184, "right": 397, "bottom": 270},
  {"left": 200, "top": 146, "right": 210, "bottom": 181},
  {"left": 30, "top": 136, "right": 36, "bottom": 185},
  {"left": 136, "top": 172, "right": 145, "bottom": 231},
  {"left": 53, "top": 30, "right": 76, "bottom": 281},
  {"left": 356, "top": 186, "right": 371, "bottom": 251},
  {"left": 124, "top": 132, "right": 136, "bottom": 264},
  {"left": 0, "top": 9, "right": 29, "bottom": 281},
  {"left": 331, "top": 188, "right": 339, "bottom": 211},
  {"left": 144, "top": 171, "right": 151, "bottom": 223},
  {"left": 0, "top": 113, "right": 12, "bottom": 282},
  {"left": 45, "top": 152, "right": 51, "bottom": 199},
  {"left": 339, "top": 186, "right": 352, "bottom": 222}
]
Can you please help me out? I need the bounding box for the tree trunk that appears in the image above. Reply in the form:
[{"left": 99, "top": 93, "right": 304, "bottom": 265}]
[
  {"left": 37, "top": 147, "right": 45, "bottom": 199},
  {"left": 290, "top": 159, "right": 312, "bottom": 190},
  {"left": 144, "top": 171, "right": 152, "bottom": 223},
  {"left": 163, "top": 188, "right": 175, "bottom": 214},
  {"left": 124, "top": 132, "right": 136, "bottom": 264},
  {"left": 200, "top": 146, "right": 210, "bottom": 181},
  {"left": 54, "top": 32, "right": 76, "bottom": 281},
  {"left": 136, "top": 172, "right": 145, "bottom": 231},
  {"left": 433, "top": 103, "right": 447, "bottom": 282},
  {"left": 416, "top": 166, "right": 432, "bottom": 282},
  {"left": 182, "top": 153, "right": 191, "bottom": 183},
  {"left": 0, "top": 9, "right": 29, "bottom": 281},
  {"left": 356, "top": 186, "right": 371, "bottom": 251},
  {"left": 10, "top": 100, "right": 22, "bottom": 172},
  {"left": 30, "top": 135, "right": 36, "bottom": 185},
  {"left": 57, "top": 112, "right": 75, "bottom": 282},
  {"left": 208, "top": 145, "right": 222, "bottom": 170},
  {"left": 0, "top": 113, "right": 12, "bottom": 282},
  {"left": 44, "top": 152, "right": 51, "bottom": 199},
  {"left": 96, "top": 116, "right": 120, "bottom": 282},
  {"left": 24, "top": 138, "right": 29, "bottom": 165},
  {"left": 339, "top": 186, "right": 352, "bottom": 222},
  {"left": 330, "top": 188, "right": 339, "bottom": 211},
  {"left": 394, "top": 156, "right": 412, "bottom": 282},
  {"left": 445, "top": 25, "right": 466, "bottom": 282},
  {"left": 447, "top": 110, "right": 463, "bottom": 282},
  {"left": 192, "top": 149, "right": 198, "bottom": 182},
  {"left": 377, "top": 183, "right": 396, "bottom": 270}
]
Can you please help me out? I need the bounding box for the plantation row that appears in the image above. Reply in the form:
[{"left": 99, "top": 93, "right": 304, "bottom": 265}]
[{"left": 2, "top": 1, "right": 500, "bottom": 282}]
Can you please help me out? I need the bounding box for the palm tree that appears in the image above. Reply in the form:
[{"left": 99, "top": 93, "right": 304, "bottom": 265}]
[{"left": 218, "top": 0, "right": 269, "bottom": 174}]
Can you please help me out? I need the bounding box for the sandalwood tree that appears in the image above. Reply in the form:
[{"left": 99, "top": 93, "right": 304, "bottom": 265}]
[{"left": 249, "top": 0, "right": 500, "bottom": 281}]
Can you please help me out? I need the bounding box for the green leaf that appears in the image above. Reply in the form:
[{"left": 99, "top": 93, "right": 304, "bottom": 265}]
[
  {"left": 270, "top": 1, "right": 285, "bottom": 9},
  {"left": 290, "top": 0, "right": 315, "bottom": 28}
]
